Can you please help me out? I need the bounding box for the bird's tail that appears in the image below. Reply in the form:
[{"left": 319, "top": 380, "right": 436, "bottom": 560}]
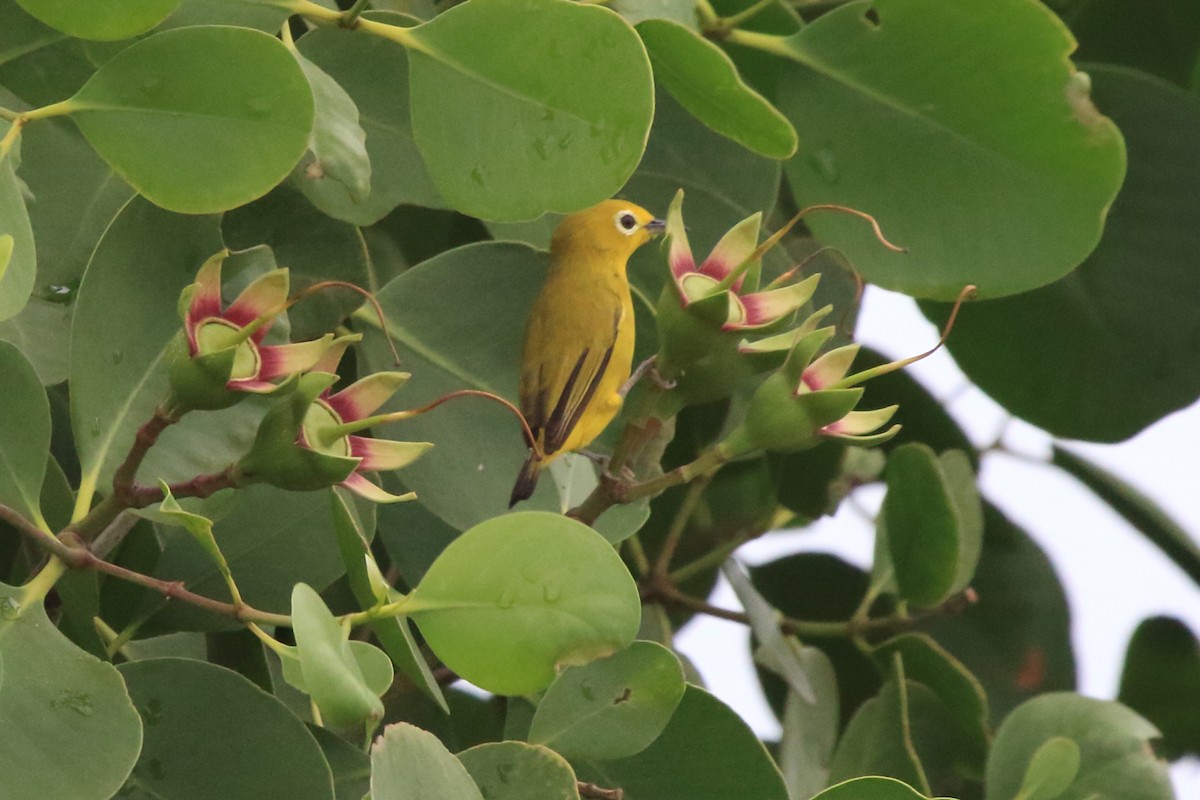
[{"left": 509, "top": 453, "right": 542, "bottom": 508}]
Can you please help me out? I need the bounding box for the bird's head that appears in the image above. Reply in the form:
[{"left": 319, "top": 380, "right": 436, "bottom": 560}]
[{"left": 553, "top": 199, "right": 666, "bottom": 259}]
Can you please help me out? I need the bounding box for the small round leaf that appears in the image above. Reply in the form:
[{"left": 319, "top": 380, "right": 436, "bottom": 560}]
[{"left": 458, "top": 742, "right": 580, "bottom": 800}]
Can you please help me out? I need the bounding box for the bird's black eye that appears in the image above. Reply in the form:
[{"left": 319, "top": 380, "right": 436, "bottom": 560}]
[{"left": 615, "top": 211, "right": 638, "bottom": 235}]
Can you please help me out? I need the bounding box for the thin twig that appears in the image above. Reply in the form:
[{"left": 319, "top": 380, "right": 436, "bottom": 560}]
[
  {"left": 578, "top": 781, "right": 623, "bottom": 800},
  {"left": 652, "top": 472, "right": 713, "bottom": 579}
]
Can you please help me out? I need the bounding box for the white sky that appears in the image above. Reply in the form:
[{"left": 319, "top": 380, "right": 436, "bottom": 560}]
[{"left": 675, "top": 286, "right": 1200, "bottom": 795}]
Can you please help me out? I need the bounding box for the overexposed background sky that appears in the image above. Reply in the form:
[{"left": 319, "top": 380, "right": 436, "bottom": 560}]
[{"left": 676, "top": 286, "right": 1200, "bottom": 795}]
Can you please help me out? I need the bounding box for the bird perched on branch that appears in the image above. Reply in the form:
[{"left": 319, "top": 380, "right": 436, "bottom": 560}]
[{"left": 509, "top": 200, "right": 665, "bottom": 507}]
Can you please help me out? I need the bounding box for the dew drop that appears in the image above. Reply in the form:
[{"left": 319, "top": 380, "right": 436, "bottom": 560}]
[
  {"left": 0, "top": 596, "right": 20, "bottom": 620},
  {"left": 497, "top": 587, "right": 516, "bottom": 609},
  {"left": 497, "top": 763, "right": 516, "bottom": 783},
  {"left": 142, "top": 697, "right": 164, "bottom": 726},
  {"left": 141, "top": 76, "right": 163, "bottom": 95},
  {"left": 580, "top": 679, "right": 596, "bottom": 702},
  {"left": 111, "top": 350, "right": 124, "bottom": 365},
  {"left": 147, "top": 758, "right": 166, "bottom": 781},
  {"left": 557, "top": 132, "right": 573, "bottom": 150},
  {"left": 245, "top": 95, "right": 273, "bottom": 117},
  {"left": 532, "top": 136, "right": 548, "bottom": 161},
  {"left": 541, "top": 107, "right": 556, "bottom": 123},
  {"left": 40, "top": 284, "right": 75, "bottom": 304},
  {"left": 51, "top": 690, "right": 94, "bottom": 717},
  {"left": 90, "top": 417, "right": 102, "bottom": 437},
  {"left": 542, "top": 581, "right": 561, "bottom": 603},
  {"left": 470, "top": 166, "right": 487, "bottom": 187},
  {"left": 810, "top": 148, "right": 840, "bottom": 184}
]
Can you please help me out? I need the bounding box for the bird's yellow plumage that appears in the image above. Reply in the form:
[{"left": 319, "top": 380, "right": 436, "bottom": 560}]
[{"left": 509, "top": 200, "right": 664, "bottom": 506}]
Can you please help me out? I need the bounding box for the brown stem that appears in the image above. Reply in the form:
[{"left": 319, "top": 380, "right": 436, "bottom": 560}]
[
  {"left": 112, "top": 406, "right": 179, "bottom": 498},
  {"left": 59, "top": 533, "right": 290, "bottom": 626},
  {"left": 577, "top": 781, "right": 624, "bottom": 800},
  {"left": 0, "top": 502, "right": 69, "bottom": 559},
  {"left": 123, "top": 466, "right": 243, "bottom": 508}
]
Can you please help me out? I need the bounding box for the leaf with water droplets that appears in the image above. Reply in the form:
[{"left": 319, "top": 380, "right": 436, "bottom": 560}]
[
  {"left": 459, "top": 741, "right": 579, "bottom": 800},
  {"left": 528, "top": 640, "right": 686, "bottom": 760},
  {"left": 67, "top": 26, "right": 314, "bottom": 213},
  {"left": 403, "top": 0, "right": 653, "bottom": 220},
  {"left": 406, "top": 511, "right": 640, "bottom": 695},
  {"left": 0, "top": 582, "right": 142, "bottom": 799}
]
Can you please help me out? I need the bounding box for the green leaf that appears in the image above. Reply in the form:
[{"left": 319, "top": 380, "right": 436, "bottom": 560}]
[
  {"left": 283, "top": 639, "right": 394, "bottom": 699},
  {"left": 528, "top": 640, "right": 686, "bottom": 760},
  {"left": 458, "top": 741, "right": 580, "bottom": 800},
  {"left": 0, "top": 342, "right": 49, "bottom": 525},
  {"left": 1015, "top": 737, "right": 1080, "bottom": 800},
  {"left": 1117, "top": 616, "right": 1200, "bottom": 760},
  {"left": 881, "top": 444, "right": 976, "bottom": 607},
  {"left": 329, "top": 489, "right": 447, "bottom": 713},
  {"left": 144, "top": 487, "right": 231, "bottom": 581},
  {"left": 0, "top": 142, "right": 35, "bottom": 322},
  {"left": 777, "top": 647, "right": 839, "bottom": 800},
  {"left": 119, "top": 657, "right": 335, "bottom": 800},
  {"left": 874, "top": 633, "right": 990, "bottom": 773},
  {"left": 70, "top": 196, "right": 223, "bottom": 508},
  {"left": 294, "top": 12, "right": 442, "bottom": 224},
  {"left": 0, "top": 583, "right": 143, "bottom": 800},
  {"left": 13, "top": 0, "right": 179, "bottom": 41},
  {"left": 636, "top": 19, "right": 796, "bottom": 158},
  {"left": 774, "top": 0, "right": 1125, "bottom": 300},
  {"left": 309, "top": 725, "right": 372, "bottom": 800},
  {"left": 1053, "top": 444, "right": 1200, "bottom": 589},
  {"left": 0, "top": 6, "right": 94, "bottom": 108},
  {"left": 827, "top": 678, "right": 930, "bottom": 793},
  {"left": 359, "top": 242, "right": 549, "bottom": 530},
  {"left": 920, "top": 66, "right": 1200, "bottom": 440},
  {"left": 68, "top": 26, "right": 314, "bottom": 213},
  {"left": 924, "top": 503, "right": 1076, "bottom": 725},
  {"left": 290, "top": 583, "right": 385, "bottom": 730},
  {"left": 407, "top": 511, "right": 640, "bottom": 696},
  {"left": 370, "top": 722, "right": 485, "bottom": 800},
  {"left": 402, "top": 0, "right": 653, "bottom": 220},
  {"left": 158, "top": 0, "right": 291, "bottom": 32},
  {"left": 985, "top": 693, "right": 1172, "bottom": 800},
  {"left": 811, "top": 776, "right": 940, "bottom": 800},
  {"left": 292, "top": 49, "right": 371, "bottom": 203},
  {"left": 577, "top": 685, "right": 789, "bottom": 800}
]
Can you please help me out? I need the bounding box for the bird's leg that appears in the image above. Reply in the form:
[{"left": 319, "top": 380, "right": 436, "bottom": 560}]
[
  {"left": 619, "top": 356, "right": 675, "bottom": 397},
  {"left": 580, "top": 449, "right": 637, "bottom": 484}
]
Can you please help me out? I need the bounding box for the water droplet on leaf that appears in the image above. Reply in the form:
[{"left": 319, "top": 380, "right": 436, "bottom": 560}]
[
  {"left": 811, "top": 148, "right": 840, "bottom": 184},
  {"left": 141, "top": 76, "right": 163, "bottom": 95},
  {"left": 580, "top": 679, "right": 596, "bottom": 701},
  {"left": 497, "top": 763, "right": 516, "bottom": 783},
  {"left": 245, "top": 95, "right": 273, "bottom": 117},
  {"left": 542, "top": 581, "right": 561, "bottom": 603},
  {"left": 0, "top": 596, "right": 20, "bottom": 619},
  {"left": 497, "top": 588, "right": 515, "bottom": 609},
  {"left": 470, "top": 166, "right": 487, "bottom": 187},
  {"left": 111, "top": 350, "right": 123, "bottom": 365}
]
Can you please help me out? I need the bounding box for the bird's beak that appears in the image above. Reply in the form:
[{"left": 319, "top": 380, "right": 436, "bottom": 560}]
[{"left": 644, "top": 218, "right": 667, "bottom": 235}]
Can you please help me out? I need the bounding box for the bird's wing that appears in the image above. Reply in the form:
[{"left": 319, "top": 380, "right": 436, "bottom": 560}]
[{"left": 520, "top": 289, "right": 622, "bottom": 456}]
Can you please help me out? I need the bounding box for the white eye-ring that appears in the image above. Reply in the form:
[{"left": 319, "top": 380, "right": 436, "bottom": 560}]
[{"left": 614, "top": 210, "right": 639, "bottom": 236}]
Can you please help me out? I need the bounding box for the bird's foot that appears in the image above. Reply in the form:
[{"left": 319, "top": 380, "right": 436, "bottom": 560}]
[{"left": 619, "top": 356, "right": 675, "bottom": 397}]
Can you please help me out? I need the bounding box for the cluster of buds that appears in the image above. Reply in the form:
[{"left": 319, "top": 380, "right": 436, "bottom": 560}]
[
  {"left": 656, "top": 190, "right": 969, "bottom": 458},
  {"left": 167, "top": 251, "right": 430, "bottom": 503}
]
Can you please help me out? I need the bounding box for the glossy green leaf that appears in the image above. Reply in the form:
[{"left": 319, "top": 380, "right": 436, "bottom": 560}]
[
  {"left": 68, "top": 26, "right": 314, "bottom": 213},
  {"left": 985, "top": 693, "right": 1172, "bottom": 800},
  {"left": 292, "top": 49, "right": 370, "bottom": 203},
  {"left": 370, "top": 722, "right": 484, "bottom": 800},
  {"left": 458, "top": 742, "right": 580, "bottom": 800},
  {"left": 407, "top": 511, "right": 640, "bottom": 695},
  {"left": 828, "top": 678, "right": 930, "bottom": 793},
  {"left": 812, "top": 777, "right": 940, "bottom": 800},
  {"left": 14, "top": 0, "right": 179, "bottom": 41},
  {"left": 0, "top": 342, "right": 49, "bottom": 525},
  {"left": 882, "top": 444, "right": 977, "bottom": 607},
  {"left": 119, "top": 657, "right": 335, "bottom": 800},
  {"left": 528, "top": 640, "right": 686, "bottom": 760},
  {"left": 70, "top": 196, "right": 223, "bottom": 509},
  {"left": 158, "top": 0, "right": 291, "bottom": 32},
  {"left": 1016, "top": 737, "right": 1081, "bottom": 800},
  {"left": 294, "top": 13, "right": 442, "bottom": 224},
  {"left": 775, "top": 0, "right": 1125, "bottom": 300},
  {"left": 577, "top": 685, "right": 789, "bottom": 800},
  {"left": 330, "top": 489, "right": 446, "bottom": 712},
  {"left": 777, "top": 647, "right": 839, "bottom": 800},
  {"left": 290, "top": 583, "right": 385, "bottom": 730},
  {"left": 924, "top": 503, "right": 1076, "bottom": 725},
  {"left": 921, "top": 66, "right": 1200, "bottom": 440},
  {"left": 283, "top": 639, "right": 394, "bottom": 700},
  {"left": 0, "top": 583, "right": 142, "bottom": 800},
  {"left": 1117, "top": 616, "right": 1200, "bottom": 760},
  {"left": 1053, "top": 445, "right": 1200, "bottom": 589},
  {"left": 0, "top": 5, "right": 94, "bottom": 108},
  {"left": 403, "top": 0, "right": 653, "bottom": 220},
  {"left": 636, "top": 19, "right": 796, "bottom": 158},
  {"left": 0, "top": 141, "right": 35, "bottom": 322}
]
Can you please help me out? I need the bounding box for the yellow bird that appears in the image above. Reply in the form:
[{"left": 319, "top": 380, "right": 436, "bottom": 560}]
[{"left": 509, "top": 200, "right": 665, "bottom": 507}]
